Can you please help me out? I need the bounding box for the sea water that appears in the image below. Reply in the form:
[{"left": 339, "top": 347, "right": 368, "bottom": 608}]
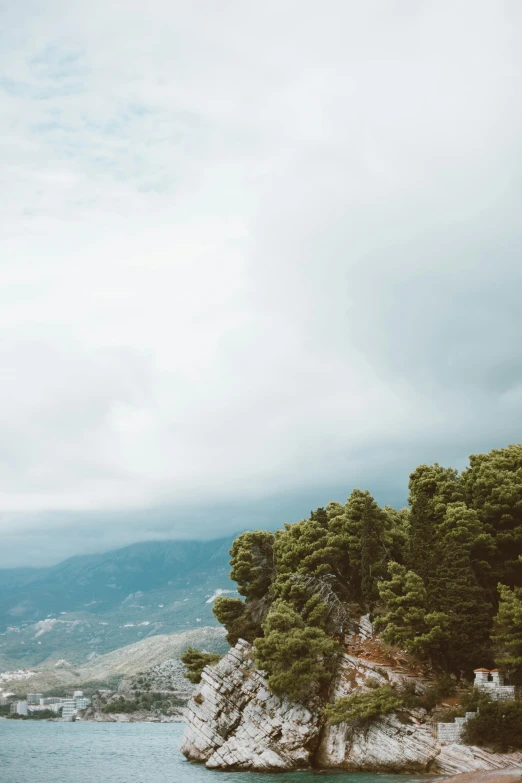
[{"left": 0, "top": 721, "right": 441, "bottom": 783}]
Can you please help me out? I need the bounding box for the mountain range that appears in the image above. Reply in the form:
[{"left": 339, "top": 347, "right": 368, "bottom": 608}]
[{"left": 0, "top": 537, "right": 237, "bottom": 669}]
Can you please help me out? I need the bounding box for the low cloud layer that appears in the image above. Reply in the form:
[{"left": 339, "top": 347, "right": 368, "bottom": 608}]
[{"left": 1, "top": 1, "right": 521, "bottom": 565}]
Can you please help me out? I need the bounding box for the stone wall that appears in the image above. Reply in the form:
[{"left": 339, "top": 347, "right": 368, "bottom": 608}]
[
  {"left": 478, "top": 684, "right": 516, "bottom": 701},
  {"left": 437, "top": 714, "right": 476, "bottom": 744}
]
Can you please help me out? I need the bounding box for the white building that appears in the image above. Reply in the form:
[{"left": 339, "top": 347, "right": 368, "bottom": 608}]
[
  {"left": 474, "top": 668, "right": 515, "bottom": 700},
  {"left": 31, "top": 702, "right": 62, "bottom": 714},
  {"left": 40, "top": 697, "right": 64, "bottom": 706},
  {"left": 12, "top": 701, "right": 28, "bottom": 716},
  {"left": 62, "top": 699, "right": 77, "bottom": 720},
  {"left": 61, "top": 694, "right": 90, "bottom": 719}
]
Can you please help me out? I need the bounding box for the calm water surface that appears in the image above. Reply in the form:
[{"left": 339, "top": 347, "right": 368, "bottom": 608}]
[{"left": 0, "top": 721, "right": 442, "bottom": 783}]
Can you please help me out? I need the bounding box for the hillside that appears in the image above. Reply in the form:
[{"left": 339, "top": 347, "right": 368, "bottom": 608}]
[
  {"left": 2, "top": 626, "right": 228, "bottom": 694},
  {"left": 0, "top": 537, "right": 237, "bottom": 667}
]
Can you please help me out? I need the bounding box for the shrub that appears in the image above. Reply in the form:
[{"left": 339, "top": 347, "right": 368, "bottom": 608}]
[
  {"left": 212, "top": 596, "right": 263, "bottom": 646},
  {"left": 180, "top": 647, "right": 222, "bottom": 684},
  {"left": 419, "top": 675, "right": 457, "bottom": 711},
  {"left": 396, "top": 675, "right": 456, "bottom": 712},
  {"left": 459, "top": 686, "right": 493, "bottom": 713},
  {"left": 463, "top": 700, "right": 522, "bottom": 752},
  {"left": 325, "top": 685, "right": 403, "bottom": 729},
  {"left": 253, "top": 599, "right": 340, "bottom": 702}
]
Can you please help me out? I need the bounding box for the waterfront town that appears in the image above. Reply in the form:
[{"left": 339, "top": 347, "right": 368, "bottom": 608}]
[{"left": 0, "top": 688, "right": 90, "bottom": 720}]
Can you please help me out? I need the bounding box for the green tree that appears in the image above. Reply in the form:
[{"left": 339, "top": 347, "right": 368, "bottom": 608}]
[
  {"left": 463, "top": 700, "right": 522, "bottom": 752},
  {"left": 493, "top": 582, "right": 522, "bottom": 679},
  {"left": 407, "top": 463, "right": 463, "bottom": 584},
  {"left": 329, "top": 489, "right": 395, "bottom": 605},
  {"left": 325, "top": 685, "right": 403, "bottom": 728},
  {"left": 180, "top": 647, "right": 222, "bottom": 684},
  {"left": 212, "top": 596, "right": 262, "bottom": 645},
  {"left": 254, "top": 600, "right": 340, "bottom": 701},
  {"left": 272, "top": 511, "right": 351, "bottom": 613},
  {"left": 462, "top": 444, "right": 522, "bottom": 587},
  {"left": 375, "top": 562, "right": 449, "bottom": 660},
  {"left": 382, "top": 505, "right": 409, "bottom": 564},
  {"left": 274, "top": 511, "right": 345, "bottom": 584},
  {"left": 431, "top": 503, "right": 492, "bottom": 675},
  {"left": 229, "top": 530, "right": 275, "bottom": 600},
  {"left": 359, "top": 494, "right": 385, "bottom": 610}
]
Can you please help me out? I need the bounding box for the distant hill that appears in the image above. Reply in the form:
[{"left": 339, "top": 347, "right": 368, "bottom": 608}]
[
  {"left": 2, "top": 626, "right": 229, "bottom": 695},
  {"left": 0, "top": 537, "right": 237, "bottom": 667}
]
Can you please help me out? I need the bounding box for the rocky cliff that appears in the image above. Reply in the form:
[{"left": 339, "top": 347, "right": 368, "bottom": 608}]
[{"left": 181, "top": 640, "right": 522, "bottom": 774}]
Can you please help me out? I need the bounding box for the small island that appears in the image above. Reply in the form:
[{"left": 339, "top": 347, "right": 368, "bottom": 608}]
[{"left": 180, "top": 444, "right": 522, "bottom": 776}]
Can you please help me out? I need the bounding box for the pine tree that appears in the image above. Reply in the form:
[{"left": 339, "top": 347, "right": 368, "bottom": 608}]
[
  {"left": 212, "top": 596, "right": 262, "bottom": 645},
  {"left": 360, "top": 495, "right": 383, "bottom": 611},
  {"left": 462, "top": 445, "right": 522, "bottom": 587},
  {"left": 273, "top": 509, "right": 352, "bottom": 608},
  {"left": 407, "top": 463, "right": 463, "bottom": 584},
  {"left": 408, "top": 490, "right": 435, "bottom": 584},
  {"left": 494, "top": 582, "right": 522, "bottom": 679},
  {"left": 253, "top": 600, "right": 340, "bottom": 701},
  {"left": 180, "top": 647, "right": 222, "bottom": 683},
  {"left": 229, "top": 530, "right": 275, "bottom": 600},
  {"left": 329, "top": 489, "right": 388, "bottom": 606},
  {"left": 375, "top": 562, "right": 449, "bottom": 660},
  {"left": 431, "top": 504, "right": 492, "bottom": 675}
]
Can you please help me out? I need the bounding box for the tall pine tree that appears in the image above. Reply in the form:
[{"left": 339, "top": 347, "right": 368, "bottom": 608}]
[
  {"left": 407, "top": 463, "right": 463, "bottom": 585},
  {"left": 431, "top": 504, "right": 492, "bottom": 675},
  {"left": 375, "top": 562, "right": 449, "bottom": 661}
]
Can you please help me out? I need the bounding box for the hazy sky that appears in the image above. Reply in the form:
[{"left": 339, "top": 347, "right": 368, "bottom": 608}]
[{"left": 1, "top": 1, "right": 521, "bottom": 565}]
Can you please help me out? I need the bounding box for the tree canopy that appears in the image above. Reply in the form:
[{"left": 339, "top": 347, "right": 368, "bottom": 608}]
[{"left": 210, "top": 444, "right": 522, "bottom": 697}]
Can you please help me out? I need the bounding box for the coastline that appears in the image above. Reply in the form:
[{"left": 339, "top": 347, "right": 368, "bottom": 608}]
[
  {"left": 439, "top": 773, "right": 522, "bottom": 783},
  {"left": 181, "top": 640, "right": 522, "bottom": 776}
]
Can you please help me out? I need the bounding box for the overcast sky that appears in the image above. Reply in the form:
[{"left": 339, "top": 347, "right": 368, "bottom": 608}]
[{"left": 1, "top": 1, "right": 521, "bottom": 566}]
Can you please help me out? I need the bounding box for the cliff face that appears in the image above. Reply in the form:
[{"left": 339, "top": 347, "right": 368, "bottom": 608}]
[
  {"left": 180, "top": 639, "right": 322, "bottom": 770},
  {"left": 181, "top": 640, "right": 522, "bottom": 774}
]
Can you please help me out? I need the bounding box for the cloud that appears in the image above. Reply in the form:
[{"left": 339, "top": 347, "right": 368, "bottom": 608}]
[{"left": 0, "top": 1, "right": 521, "bottom": 564}]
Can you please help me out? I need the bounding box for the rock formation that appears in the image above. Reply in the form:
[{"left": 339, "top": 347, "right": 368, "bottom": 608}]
[{"left": 181, "top": 639, "right": 522, "bottom": 774}]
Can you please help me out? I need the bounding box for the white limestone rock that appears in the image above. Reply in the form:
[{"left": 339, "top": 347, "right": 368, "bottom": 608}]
[
  {"left": 316, "top": 713, "right": 439, "bottom": 772},
  {"left": 180, "top": 639, "right": 321, "bottom": 770},
  {"left": 180, "top": 640, "right": 522, "bottom": 775}
]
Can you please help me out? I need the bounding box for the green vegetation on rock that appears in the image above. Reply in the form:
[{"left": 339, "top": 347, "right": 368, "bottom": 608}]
[
  {"left": 253, "top": 599, "right": 340, "bottom": 701},
  {"left": 210, "top": 444, "right": 522, "bottom": 718},
  {"left": 180, "top": 647, "right": 222, "bottom": 684},
  {"left": 326, "top": 685, "right": 403, "bottom": 728},
  {"left": 463, "top": 699, "right": 522, "bottom": 751}
]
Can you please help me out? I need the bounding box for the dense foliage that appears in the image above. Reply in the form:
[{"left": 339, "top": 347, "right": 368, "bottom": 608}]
[
  {"left": 180, "top": 647, "right": 222, "bottom": 684},
  {"left": 494, "top": 582, "right": 522, "bottom": 678},
  {"left": 211, "top": 445, "right": 522, "bottom": 699},
  {"left": 463, "top": 700, "right": 522, "bottom": 751},
  {"left": 254, "top": 599, "right": 340, "bottom": 701},
  {"left": 325, "top": 685, "right": 403, "bottom": 728}
]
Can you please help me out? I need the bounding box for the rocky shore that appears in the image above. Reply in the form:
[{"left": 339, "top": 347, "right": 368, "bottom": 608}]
[
  {"left": 180, "top": 640, "right": 522, "bottom": 775},
  {"left": 80, "top": 689, "right": 190, "bottom": 722},
  {"left": 440, "top": 772, "right": 522, "bottom": 782}
]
